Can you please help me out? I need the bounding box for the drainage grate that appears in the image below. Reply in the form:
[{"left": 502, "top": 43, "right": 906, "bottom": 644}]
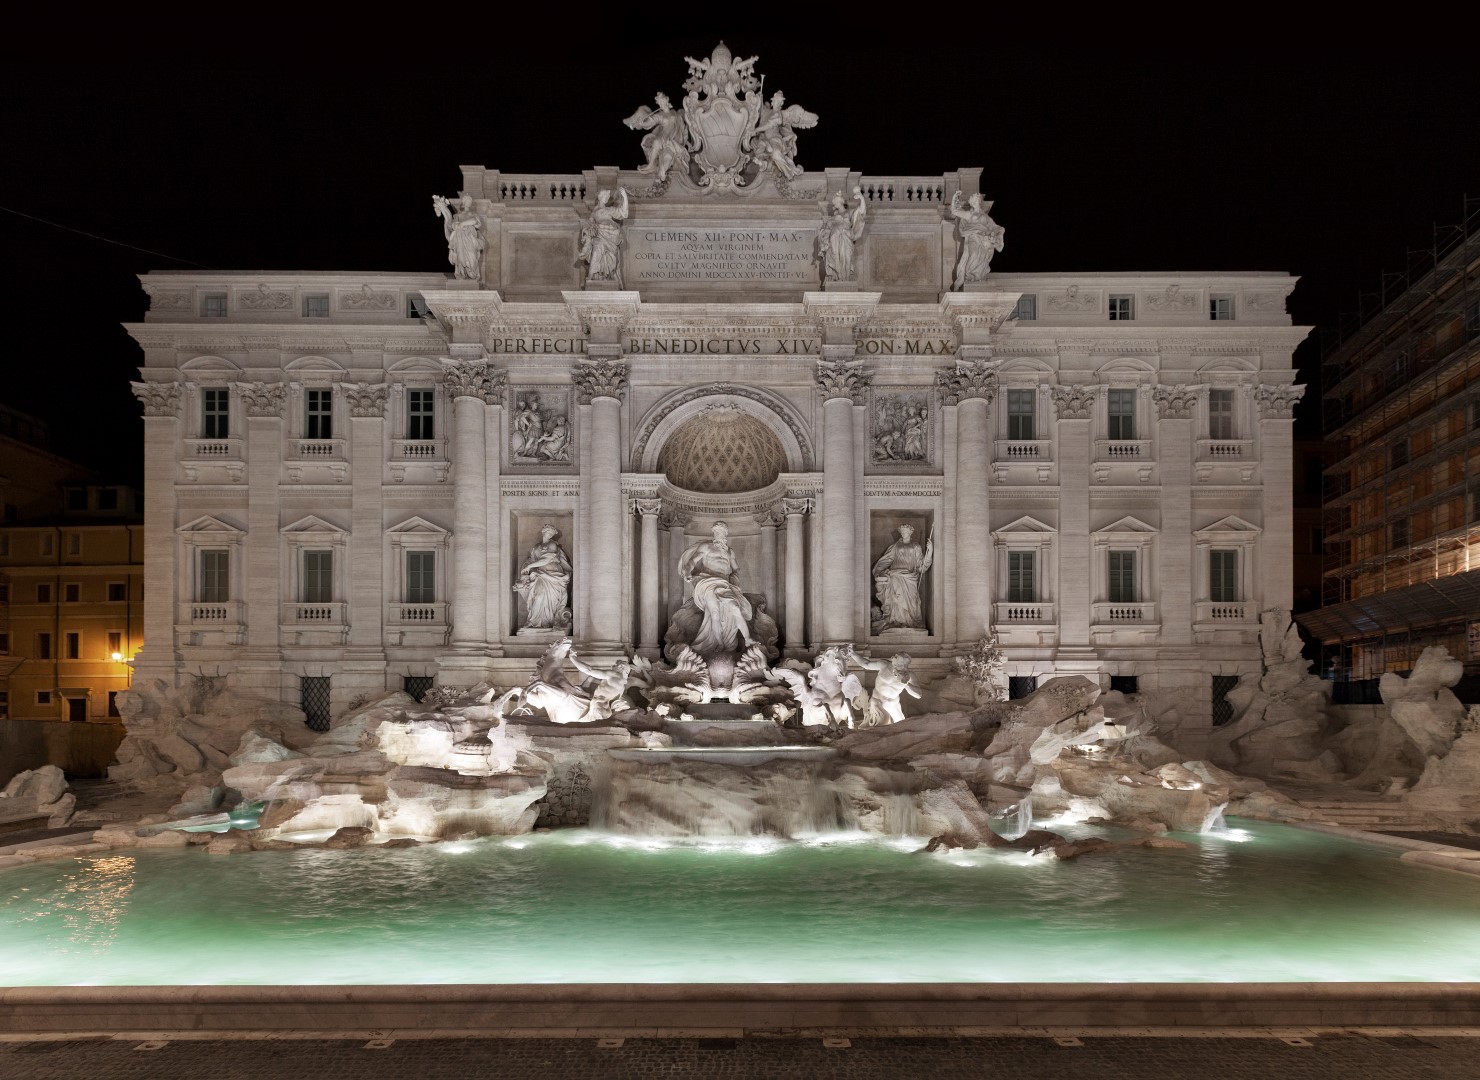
[
  {"left": 1211, "top": 674, "right": 1239, "bottom": 726},
  {"left": 302, "top": 676, "right": 331, "bottom": 731},
  {"left": 403, "top": 675, "right": 433, "bottom": 703}
]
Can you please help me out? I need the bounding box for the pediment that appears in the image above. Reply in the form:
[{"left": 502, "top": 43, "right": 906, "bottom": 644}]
[
  {"left": 177, "top": 514, "right": 244, "bottom": 535},
  {"left": 994, "top": 515, "right": 1056, "bottom": 538},
  {"left": 387, "top": 355, "right": 445, "bottom": 376},
  {"left": 1195, "top": 515, "right": 1260, "bottom": 539},
  {"left": 1094, "top": 515, "right": 1156, "bottom": 536},
  {"left": 1197, "top": 356, "right": 1257, "bottom": 374},
  {"left": 285, "top": 355, "right": 345, "bottom": 373},
  {"left": 281, "top": 514, "right": 347, "bottom": 536},
  {"left": 386, "top": 515, "right": 448, "bottom": 537},
  {"left": 1095, "top": 357, "right": 1156, "bottom": 377},
  {"left": 997, "top": 356, "right": 1054, "bottom": 376},
  {"left": 181, "top": 355, "right": 241, "bottom": 373}
]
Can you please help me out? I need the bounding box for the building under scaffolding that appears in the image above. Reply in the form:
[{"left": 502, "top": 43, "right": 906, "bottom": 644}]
[{"left": 1301, "top": 200, "right": 1480, "bottom": 696}]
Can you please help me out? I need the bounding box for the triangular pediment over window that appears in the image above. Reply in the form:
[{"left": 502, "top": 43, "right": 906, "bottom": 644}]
[
  {"left": 281, "top": 515, "right": 347, "bottom": 536},
  {"left": 386, "top": 516, "right": 448, "bottom": 538},
  {"left": 1194, "top": 515, "right": 1260, "bottom": 540},
  {"left": 1094, "top": 516, "right": 1156, "bottom": 536},
  {"left": 993, "top": 515, "right": 1056, "bottom": 540},
  {"left": 177, "top": 514, "right": 244, "bottom": 535}
]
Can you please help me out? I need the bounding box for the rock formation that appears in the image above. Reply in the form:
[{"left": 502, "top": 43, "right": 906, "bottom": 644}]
[{"left": 0, "top": 765, "right": 75, "bottom": 827}]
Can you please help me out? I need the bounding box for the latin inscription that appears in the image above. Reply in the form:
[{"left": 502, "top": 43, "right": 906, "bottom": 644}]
[{"left": 626, "top": 229, "right": 815, "bottom": 284}]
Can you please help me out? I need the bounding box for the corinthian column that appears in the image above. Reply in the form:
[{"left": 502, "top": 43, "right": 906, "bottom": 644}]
[
  {"left": 574, "top": 355, "right": 629, "bottom": 652},
  {"left": 1153, "top": 385, "right": 1198, "bottom": 645},
  {"left": 782, "top": 497, "right": 811, "bottom": 656},
  {"left": 635, "top": 498, "right": 662, "bottom": 655},
  {"left": 755, "top": 507, "right": 782, "bottom": 619},
  {"left": 816, "top": 355, "right": 870, "bottom": 645},
  {"left": 130, "top": 381, "right": 182, "bottom": 685},
  {"left": 937, "top": 359, "right": 997, "bottom": 642},
  {"left": 443, "top": 359, "right": 505, "bottom": 652},
  {"left": 661, "top": 506, "right": 689, "bottom": 621}
]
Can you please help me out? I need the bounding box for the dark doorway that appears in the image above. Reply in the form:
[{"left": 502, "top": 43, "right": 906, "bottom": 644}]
[{"left": 67, "top": 697, "right": 87, "bottom": 722}]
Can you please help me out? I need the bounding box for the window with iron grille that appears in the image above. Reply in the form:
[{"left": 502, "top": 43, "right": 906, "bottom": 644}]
[
  {"left": 301, "top": 676, "right": 332, "bottom": 732},
  {"left": 1210, "top": 549, "right": 1238, "bottom": 602},
  {"left": 1008, "top": 675, "right": 1036, "bottom": 699},
  {"left": 404, "top": 675, "right": 434, "bottom": 703},
  {"left": 406, "top": 550, "right": 436, "bottom": 603},
  {"left": 1208, "top": 388, "right": 1235, "bottom": 439},
  {"left": 1107, "top": 389, "right": 1136, "bottom": 439},
  {"left": 1013, "top": 294, "right": 1037, "bottom": 321},
  {"left": 201, "top": 293, "right": 227, "bottom": 318},
  {"left": 1108, "top": 550, "right": 1136, "bottom": 602},
  {"left": 202, "top": 388, "right": 230, "bottom": 438},
  {"left": 1110, "top": 675, "right": 1139, "bottom": 694},
  {"left": 199, "top": 549, "right": 229, "bottom": 603},
  {"left": 1211, "top": 674, "right": 1240, "bottom": 726},
  {"left": 305, "top": 389, "right": 333, "bottom": 439},
  {"left": 1007, "top": 389, "right": 1035, "bottom": 440},
  {"left": 304, "top": 294, "right": 330, "bottom": 318},
  {"left": 303, "top": 550, "right": 333, "bottom": 603},
  {"left": 1209, "top": 296, "right": 1234, "bottom": 321},
  {"left": 407, "top": 389, "right": 434, "bottom": 439},
  {"left": 1007, "top": 551, "right": 1036, "bottom": 602},
  {"left": 1108, "top": 295, "right": 1134, "bottom": 321}
]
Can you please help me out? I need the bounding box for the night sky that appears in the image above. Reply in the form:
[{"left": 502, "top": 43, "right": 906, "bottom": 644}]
[{"left": 3, "top": 42, "right": 1476, "bottom": 482}]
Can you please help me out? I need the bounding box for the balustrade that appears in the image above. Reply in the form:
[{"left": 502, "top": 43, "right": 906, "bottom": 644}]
[
  {"left": 391, "top": 438, "right": 444, "bottom": 460},
  {"left": 496, "top": 176, "right": 588, "bottom": 202},
  {"left": 1091, "top": 601, "right": 1158, "bottom": 624},
  {"left": 993, "top": 601, "right": 1056, "bottom": 623},
  {"left": 1195, "top": 601, "right": 1252, "bottom": 622},
  {"left": 1197, "top": 439, "right": 1253, "bottom": 460},
  {"left": 387, "top": 602, "right": 448, "bottom": 624},
  {"left": 995, "top": 439, "right": 1052, "bottom": 461},
  {"left": 289, "top": 438, "right": 346, "bottom": 460},
  {"left": 281, "top": 602, "right": 347, "bottom": 624},
  {"left": 185, "top": 438, "right": 243, "bottom": 459},
  {"left": 1094, "top": 440, "right": 1152, "bottom": 460},
  {"left": 857, "top": 177, "right": 946, "bottom": 205}
]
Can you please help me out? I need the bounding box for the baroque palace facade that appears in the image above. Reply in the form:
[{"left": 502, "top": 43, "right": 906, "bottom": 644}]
[{"left": 126, "top": 46, "right": 1308, "bottom": 751}]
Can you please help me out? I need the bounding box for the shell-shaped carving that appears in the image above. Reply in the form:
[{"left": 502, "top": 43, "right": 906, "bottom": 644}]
[{"left": 657, "top": 410, "right": 787, "bottom": 494}]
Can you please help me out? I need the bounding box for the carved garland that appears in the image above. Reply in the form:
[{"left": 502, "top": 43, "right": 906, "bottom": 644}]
[
  {"left": 231, "top": 381, "right": 287, "bottom": 418},
  {"left": 1253, "top": 383, "right": 1305, "bottom": 419},
  {"left": 815, "top": 358, "right": 872, "bottom": 404},
  {"left": 1049, "top": 384, "right": 1099, "bottom": 420},
  {"left": 342, "top": 383, "right": 390, "bottom": 418},
  {"left": 571, "top": 358, "right": 630, "bottom": 403},
  {"left": 131, "top": 381, "right": 182, "bottom": 417},
  {"left": 1151, "top": 384, "right": 1199, "bottom": 420},
  {"left": 441, "top": 359, "right": 508, "bottom": 403},
  {"left": 935, "top": 360, "right": 998, "bottom": 406},
  {"left": 630, "top": 383, "right": 815, "bottom": 471}
]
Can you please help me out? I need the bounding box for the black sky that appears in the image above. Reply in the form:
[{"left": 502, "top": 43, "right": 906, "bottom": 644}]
[{"left": 2, "top": 42, "right": 1477, "bottom": 482}]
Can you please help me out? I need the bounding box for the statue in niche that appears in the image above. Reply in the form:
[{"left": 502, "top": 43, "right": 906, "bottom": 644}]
[
  {"left": 817, "top": 188, "right": 867, "bottom": 282},
  {"left": 623, "top": 93, "right": 691, "bottom": 184},
  {"left": 513, "top": 525, "right": 572, "bottom": 632},
  {"left": 748, "top": 91, "right": 818, "bottom": 180},
  {"left": 949, "top": 191, "right": 1005, "bottom": 289},
  {"left": 432, "top": 194, "right": 484, "bottom": 282},
  {"left": 872, "top": 524, "right": 934, "bottom": 634},
  {"left": 665, "top": 521, "right": 779, "bottom": 666},
  {"left": 576, "top": 187, "right": 629, "bottom": 283},
  {"left": 873, "top": 396, "right": 929, "bottom": 463},
  {"left": 511, "top": 394, "right": 571, "bottom": 463},
  {"left": 855, "top": 653, "right": 923, "bottom": 727}
]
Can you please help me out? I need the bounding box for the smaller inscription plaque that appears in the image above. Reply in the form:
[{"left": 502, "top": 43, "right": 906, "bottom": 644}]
[{"left": 626, "top": 228, "right": 815, "bottom": 284}]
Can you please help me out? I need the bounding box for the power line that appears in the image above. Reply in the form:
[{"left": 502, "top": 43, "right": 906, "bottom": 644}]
[{"left": 0, "top": 204, "right": 214, "bottom": 269}]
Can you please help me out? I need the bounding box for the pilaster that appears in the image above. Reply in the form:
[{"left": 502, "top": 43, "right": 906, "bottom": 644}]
[
  {"left": 1051, "top": 384, "right": 1098, "bottom": 656},
  {"left": 233, "top": 381, "right": 287, "bottom": 696},
  {"left": 816, "top": 352, "right": 870, "bottom": 645},
  {"left": 1153, "top": 384, "right": 1198, "bottom": 646},
  {"left": 129, "top": 381, "right": 182, "bottom": 685},
  {"left": 1255, "top": 384, "right": 1304, "bottom": 614},
  {"left": 344, "top": 384, "right": 388, "bottom": 656}
]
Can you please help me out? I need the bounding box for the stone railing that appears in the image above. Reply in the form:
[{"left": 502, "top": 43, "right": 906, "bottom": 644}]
[
  {"left": 182, "top": 601, "right": 243, "bottom": 624},
  {"left": 995, "top": 439, "right": 1052, "bottom": 460},
  {"left": 185, "top": 438, "right": 243, "bottom": 459},
  {"left": 289, "top": 438, "right": 346, "bottom": 460},
  {"left": 1195, "top": 601, "right": 1252, "bottom": 623},
  {"left": 391, "top": 439, "right": 444, "bottom": 460},
  {"left": 387, "top": 602, "right": 448, "bottom": 624},
  {"left": 1196, "top": 439, "right": 1253, "bottom": 460},
  {"left": 282, "top": 602, "right": 346, "bottom": 624},
  {"left": 858, "top": 177, "right": 947, "bottom": 205},
  {"left": 1094, "top": 440, "right": 1152, "bottom": 460},
  {"left": 993, "top": 602, "right": 1056, "bottom": 624},
  {"left": 1092, "top": 602, "right": 1157, "bottom": 624},
  {"left": 495, "top": 175, "right": 589, "bottom": 202}
]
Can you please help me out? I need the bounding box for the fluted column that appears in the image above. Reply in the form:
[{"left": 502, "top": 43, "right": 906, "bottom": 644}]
[
  {"left": 635, "top": 498, "right": 662, "bottom": 654},
  {"left": 662, "top": 506, "right": 689, "bottom": 622},
  {"left": 443, "top": 359, "right": 504, "bottom": 652},
  {"left": 816, "top": 356, "right": 870, "bottom": 644},
  {"left": 574, "top": 355, "right": 629, "bottom": 651},
  {"left": 344, "top": 384, "right": 389, "bottom": 651},
  {"left": 129, "top": 381, "right": 183, "bottom": 684},
  {"left": 938, "top": 359, "right": 998, "bottom": 642},
  {"left": 1051, "top": 385, "right": 1098, "bottom": 651},
  {"left": 1255, "top": 384, "right": 1304, "bottom": 614},
  {"left": 1153, "top": 385, "right": 1197, "bottom": 645},
  {"left": 782, "top": 497, "right": 811, "bottom": 655}
]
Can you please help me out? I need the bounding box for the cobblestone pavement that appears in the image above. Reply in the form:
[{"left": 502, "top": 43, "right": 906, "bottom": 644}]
[{"left": 5, "top": 1035, "right": 1480, "bottom": 1079}]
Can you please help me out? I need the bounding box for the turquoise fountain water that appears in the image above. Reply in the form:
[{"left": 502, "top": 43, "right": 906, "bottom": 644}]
[{"left": 4, "top": 821, "right": 1480, "bottom": 986}]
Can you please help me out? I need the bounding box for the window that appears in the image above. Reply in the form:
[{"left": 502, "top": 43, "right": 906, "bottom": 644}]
[
  {"left": 36, "top": 632, "right": 51, "bottom": 660},
  {"left": 1007, "top": 389, "right": 1035, "bottom": 440},
  {"left": 1008, "top": 675, "right": 1037, "bottom": 699},
  {"left": 36, "top": 583, "right": 51, "bottom": 603},
  {"left": 0, "top": 691, "right": 7, "bottom": 719},
  {"left": 302, "top": 675, "right": 331, "bottom": 732},
  {"left": 203, "top": 388, "right": 230, "bottom": 438},
  {"left": 36, "top": 690, "right": 52, "bottom": 707},
  {"left": 1108, "top": 295, "right": 1134, "bottom": 321},
  {"left": 66, "top": 488, "right": 87, "bottom": 511},
  {"left": 0, "top": 535, "right": 8, "bottom": 557},
  {"left": 1391, "top": 518, "right": 1410, "bottom": 548},
  {"left": 0, "top": 584, "right": 7, "bottom": 603},
  {"left": 407, "top": 293, "right": 427, "bottom": 320},
  {"left": 1391, "top": 439, "right": 1409, "bottom": 469},
  {"left": 303, "top": 550, "right": 333, "bottom": 603},
  {"left": 199, "top": 549, "right": 230, "bottom": 603},
  {"left": 1208, "top": 389, "right": 1235, "bottom": 439},
  {"left": 107, "top": 691, "right": 120, "bottom": 717},
  {"left": 407, "top": 389, "right": 435, "bottom": 439},
  {"left": 1108, "top": 550, "right": 1136, "bottom": 602},
  {"left": 96, "top": 488, "right": 118, "bottom": 511},
  {"left": 404, "top": 675, "right": 433, "bottom": 703},
  {"left": 107, "top": 631, "right": 122, "bottom": 656},
  {"left": 1110, "top": 675, "right": 1139, "bottom": 695},
  {"left": 1007, "top": 551, "right": 1036, "bottom": 602},
  {"left": 0, "top": 633, "right": 9, "bottom": 654},
  {"left": 1209, "top": 296, "right": 1235, "bottom": 321},
  {"left": 63, "top": 583, "right": 79, "bottom": 602},
  {"left": 1107, "top": 389, "right": 1137, "bottom": 440},
  {"left": 64, "top": 632, "right": 79, "bottom": 660},
  {"left": 305, "top": 388, "right": 333, "bottom": 439},
  {"left": 107, "top": 582, "right": 127, "bottom": 602},
  {"left": 304, "top": 294, "right": 330, "bottom": 318},
  {"left": 1013, "top": 294, "right": 1037, "bottom": 321},
  {"left": 66, "top": 533, "right": 80, "bottom": 556},
  {"left": 406, "top": 551, "right": 436, "bottom": 603},
  {"left": 1211, "top": 674, "right": 1240, "bottom": 726},
  {"left": 39, "top": 533, "right": 54, "bottom": 556},
  {"left": 1210, "top": 549, "right": 1238, "bottom": 602},
  {"left": 201, "top": 293, "right": 228, "bottom": 317}
]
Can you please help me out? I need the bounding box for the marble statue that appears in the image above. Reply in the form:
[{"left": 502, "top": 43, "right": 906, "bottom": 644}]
[
  {"left": 818, "top": 188, "right": 867, "bottom": 282},
  {"left": 771, "top": 647, "right": 864, "bottom": 728},
  {"left": 513, "top": 525, "right": 571, "bottom": 632},
  {"left": 576, "top": 188, "right": 629, "bottom": 283},
  {"left": 624, "top": 93, "right": 690, "bottom": 184},
  {"left": 949, "top": 191, "right": 1005, "bottom": 288},
  {"left": 872, "top": 525, "right": 934, "bottom": 633},
  {"left": 855, "top": 653, "right": 922, "bottom": 727},
  {"left": 507, "top": 639, "right": 633, "bottom": 724},
  {"left": 748, "top": 92, "right": 818, "bottom": 180},
  {"left": 873, "top": 395, "right": 929, "bottom": 463},
  {"left": 432, "top": 194, "right": 484, "bottom": 282},
  {"left": 678, "top": 521, "right": 757, "bottom": 656},
  {"left": 512, "top": 393, "right": 571, "bottom": 463}
]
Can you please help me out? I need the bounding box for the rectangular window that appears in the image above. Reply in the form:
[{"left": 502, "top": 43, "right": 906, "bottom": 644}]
[
  {"left": 201, "top": 293, "right": 228, "bottom": 318},
  {"left": 1210, "top": 549, "right": 1238, "bottom": 602},
  {"left": 0, "top": 633, "right": 9, "bottom": 654},
  {"left": 107, "top": 582, "right": 127, "bottom": 602},
  {"left": 302, "top": 675, "right": 331, "bottom": 732},
  {"left": 0, "top": 691, "right": 8, "bottom": 719},
  {"left": 1007, "top": 551, "right": 1036, "bottom": 603},
  {"left": 64, "top": 583, "right": 80, "bottom": 603},
  {"left": 305, "top": 388, "right": 333, "bottom": 439},
  {"left": 36, "top": 690, "right": 52, "bottom": 707},
  {"left": 407, "top": 293, "right": 427, "bottom": 320},
  {"left": 1013, "top": 294, "right": 1037, "bottom": 321},
  {"left": 1108, "top": 389, "right": 1137, "bottom": 440},
  {"left": 407, "top": 389, "right": 434, "bottom": 439},
  {"left": 107, "top": 631, "right": 122, "bottom": 656},
  {"left": 1007, "top": 389, "right": 1036, "bottom": 440},
  {"left": 1108, "top": 295, "right": 1134, "bottom": 321},
  {"left": 36, "top": 632, "right": 51, "bottom": 660},
  {"left": 66, "top": 533, "right": 80, "bottom": 556},
  {"left": 0, "top": 535, "right": 8, "bottom": 557},
  {"left": 0, "top": 583, "right": 7, "bottom": 603},
  {"left": 1212, "top": 674, "right": 1240, "bottom": 726},
  {"left": 1209, "top": 296, "right": 1235, "bottom": 321},
  {"left": 96, "top": 488, "right": 118, "bottom": 511},
  {"left": 64, "top": 632, "right": 79, "bottom": 660},
  {"left": 303, "top": 550, "right": 333, "bottom": 603},
  {"left": 403, "top": 675, "right": 433, "bottom": 703},
  {"left": 199, "top": 549, "right": 229, "bottom": 603},
  {"left": 107, "top": 691, "right": 120, "bottom": 717},
  {"left": 1110, "top": 675, "right": 1139, "bottom": 695},
  {"left": 406, "top": 550, "right": 436, "bottom": 603},
  {"left": 39, "top": 533, "right": 54, "bottom": 556},
  {"left": 36, "top": 583, "right": 51, "bottom": 603},
  {"left": 1391, "top": 440, "right": 1409, "bottom": 469},
  {"left": 202, "top": 388, "right": 230, "bottom": 438},
  {"left": 1391, "top": 518, "right": 1410, "bottom": 548},
  {"left": 304, "top": 294, "right": 330, "bottom": 318},
  {"left": 1208, "top": 388, "right": 1235, "bottom": 439},
  {"left": 66, "top": 488, "right": 87, "bottom": 511},
  {"left": 1108, "top": 550, "right": 1136, "bottom": 603},
  {"left": 1008, "top": 675, "right": 1037, "bottom": 699}
]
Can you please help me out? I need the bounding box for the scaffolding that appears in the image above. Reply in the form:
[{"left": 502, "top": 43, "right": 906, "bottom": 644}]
[{"left": 1305, "top": 197, "right": 1480, "bottom": 686}]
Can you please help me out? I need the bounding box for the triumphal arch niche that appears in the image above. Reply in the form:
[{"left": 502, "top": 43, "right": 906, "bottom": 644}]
[{"left": 130, "top": 41, "right": 1306, "bottom": 743}]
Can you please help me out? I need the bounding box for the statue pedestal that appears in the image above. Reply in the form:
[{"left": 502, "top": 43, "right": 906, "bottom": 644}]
[
  {"left": 871, "top": 627, "right": 932, "bottom": 648},
  {"left": 515, "top": 626, "right": 568, "bottom": 639},
  {"left": 823, "top": 280, "right": 862, "bottom": 292},
  {"left": 584, "top": 279, "right": 622, "bottom": 291}
]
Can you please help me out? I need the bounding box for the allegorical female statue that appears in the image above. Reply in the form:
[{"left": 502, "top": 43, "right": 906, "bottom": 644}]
[
  {"left": 576, "top": 187, "right": 630, "bottom": 283},
  {"left": 948, "top": 191, "right": 1005, "bottom": 289},
  {"left": 432, "top": 194, "right": 484, "bottom": 282},
  {"left": 676, "top": 521, "right": 757, "bottom": 657},
  {"left": 872, "top": 524, "right": 934, "bottom": 633},
  {"left": 513, "top": 524, "right": 571, "bottom": 632},
  {"left": 817, "top": 187, "right": 867, "bottom": 282}
]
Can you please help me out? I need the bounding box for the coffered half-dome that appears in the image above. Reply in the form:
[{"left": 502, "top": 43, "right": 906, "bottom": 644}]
[{"left": 657, "top": 408, "right": 788, "bottom": 494}]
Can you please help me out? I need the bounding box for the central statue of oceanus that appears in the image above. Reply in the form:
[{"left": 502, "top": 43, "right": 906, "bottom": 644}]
[{"left": 664, "top": 521, "right": 779, "bottom": 685}]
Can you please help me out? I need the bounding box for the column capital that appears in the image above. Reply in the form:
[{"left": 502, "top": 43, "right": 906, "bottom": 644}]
[
  {"left": 633, "top": 497, "right": 663, "bottom": 517},
  {"left": 815, "top": 357, "right": 871, "bottom": 404},
  {"left": 658, "top": 505, "right": 689, "bottom": 530},
  {"left": 1151, "top": 383, "right": 1198, "bottom": 420},
  {"left": 441, "top": 358, "right": 507, "bottom": 403},
  {"left": 754, "top": 507, "right": 785, "bottom": 528},
  {"left": 1049, "top": 383, "right": 1098, "bottom": 420},
  {"left": 935, "top": 358, "right": 998, "bottom": 406},
  {"left": 342, "top": 382, "right": 389, "bottom": 418},
  {"left": 573, "top": 357, "right": 630, "bottom": 403},
  {"left": 131, "top": 380, "right": 182, "bottom": 418},
  {"left": 781, "top": 497, "right": 813, "bottom": 517},
  {"left": 231, "top": 381, "right": 287, "bottom": 418},
  {"left": 1253, "top": 383, "right": 1305, "bottom": 420}
]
